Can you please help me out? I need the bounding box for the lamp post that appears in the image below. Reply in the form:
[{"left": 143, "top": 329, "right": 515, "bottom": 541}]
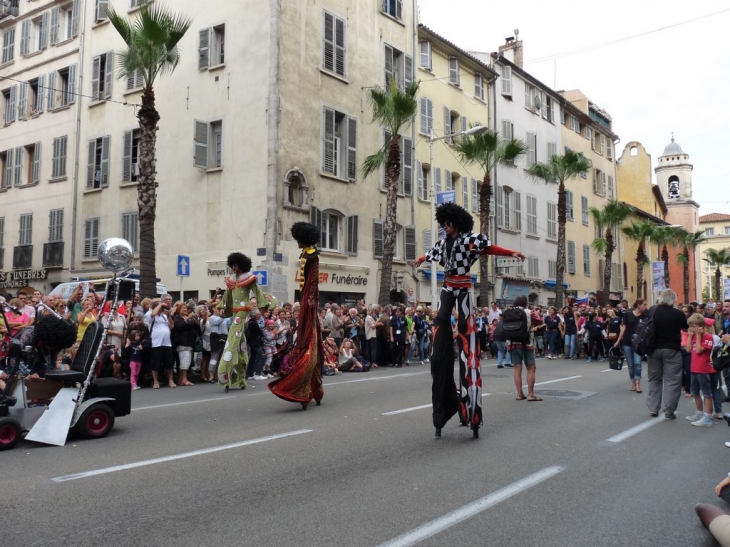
[{"left": 428, "top": 124, "right": 489, "bottom": 305}]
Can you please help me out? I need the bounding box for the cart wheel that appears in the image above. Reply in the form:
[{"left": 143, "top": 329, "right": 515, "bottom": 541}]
[
  {"left": 77, "top": 404, "right": 115, "bottom": 439},
  {"left": 0, "top": 417, "right": 22, "bottom": 451}
]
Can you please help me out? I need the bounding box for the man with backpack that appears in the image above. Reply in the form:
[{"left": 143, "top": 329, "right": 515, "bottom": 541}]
[{"left": 504, "top": 295, "right": 543, "bottom": 401}]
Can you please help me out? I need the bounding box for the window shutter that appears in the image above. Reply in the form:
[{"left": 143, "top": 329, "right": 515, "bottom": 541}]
[
  {"left": 383, "top": 130, "right": 392, "bottom": 189},
  {"left": 608, "top": 176, "right": 614, "bottom": 199},
  {"left": 395, "top": 0, "right": 403, "bottom": 19},
  {"left": 309, "top": 206, "right": 322, "bottom": 232},
  {"left": 346, "top": 116, "right": 357, "bottom": 182},
  {"left": 100, "top": 135, "right": 110, "bottom": 187},
  {"left": 514, "top": 191, "right": 521, "bottom": 231},
  {"left": 59, "top": 136, "right": 67, "bottom": 178},
  {"left": 402, "top": 137, "right": 412, "bottom": 196},
  {"left": 501, "top": 120, "right": 513, "bottom": 140},
  {"left": 17, "top": 81, "right": 27, "bottom": 120},
  {"left": 501, "top": 65, "right": 511, "bottom": 95},
  {"left": 40, "top": 12, "right": 49, "bottom": 50},
  {"left": 417, "top": 160, "right": 423, "bottom": 200},
  {"left": 104, "top": 51, "right": 113, "bottom": 99},
  {"left": 567, "top": 241, "right": 576, "bottom": 274},
  {"left": 322, "top": 107, "right": 335, "bottom": 175},
  {"left": 472, "top": 178, "right": 478, "bottom": 213},
  {"left": 404, "top": 54, "right": 413, "bottom": 87},
  {"left": 322, "top": 11, "right": 334, "bottom": 73},
  {"left": 7, "top": 85, "right": 16, "bottom": 123},
  {"left": 96, "top": 0, "right": 109, "bottom": 21},
  {"left": 448, "top": 57, "right": 459, "bottom": 85},
  {"left": 91, "top": 55, "right": 101, "bottom": 101},
  {"left": 475, "top": 73, "right": 483, "bottom": 99},
  {"left": 420, "top": 97, "right": 429, "bottom": 134},
  {"left": 434, "top": 167, "right": 441, "bottom": 193},
  {"left": 194, "top": 120, "right": 209, "bottom": 169},
  {"left": 67, "top": 64, "right": 77, "bottom": 104},
  {"left": 422, "top": 229, "right": 432, "bottom": 254},
  {"left": 497, "top": 187, "right": 504, "bottom": 228},
  {"left": 461, "top": 115, "right": 467, "bottom": 135},
  {"left": 384, "top": 44, "right": 394, "bottom": 87},
  {"left": 122, "top": 130, "right": 133, "bottom": 182},
  {"left": 50, "top": 7, "right": 59, "bottom": 45},
  {"left": 462, "top": 176, "right": 468, "bottom": 209},
  {"left": 373, "top": 220, "right": 384, "bottom": 259},
  {"left": 20, "top": 20, "right": 29, "bottom": 57},
  {"left": 86, "top": 139, "right": 95, "bottom": 189},
  {"left": 602, "top": 172, "right": 607, "bottom": 195},
  {"left": 444, "top": 170, "right": 451, "bottom": 191},
  {"left": 346, "top": 215, "right": 358, "bottom": 256},
  {"left": 51, "top": 138, "right": 59, "bottom": 179},
  {"left": 198, "top": 28, "right": 211, "bottom": 70},
  {"left": 419, "top": 41, "right": 431, "bottom": 70},
  {"left": 4, "top": 148, "right": 13, "bottom": 189},
  {"left": 404, "top": 226, "right": 416, "bottom": 261},
  {"left": 14, "top": 146, "right": 23, "bottom": 186},
  {"left": 71, "top": 0, "right": 80, "bottom": 37},
  {"left": 36, "top": 74, "right": 45, "bottom": 113},
  {"left": 32, "top": 142, "right": 41, "bottom": 183},
  {"left": 566, "top": 190, "right": 573, "bottom": 220},
  {"left": 443, "top": 106, "right": 451, "bottom": 142},
  {"left": 334, "top": 16, "right": 346, "bottom": 77}
]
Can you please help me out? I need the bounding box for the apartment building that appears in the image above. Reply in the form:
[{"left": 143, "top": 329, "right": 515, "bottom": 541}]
[
  {"left": 412, "top": 25, "right": 494, "bottom": 305},
  {"left": 0, "top": 0, "right": 80, "bottom": 294},
  {"left": 697, "top": 213, "right": 730, "bottom": 300},
  {"left": 71, "top": 0, "right": 417, "bottom": 305},
  {"left": 559, "top": 89, "right": 622, "bottom": 302}
]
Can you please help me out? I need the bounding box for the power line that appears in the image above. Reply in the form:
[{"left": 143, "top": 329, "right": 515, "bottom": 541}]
[{"left": 525, "top": 7, "right": 730, "bottom": 65}]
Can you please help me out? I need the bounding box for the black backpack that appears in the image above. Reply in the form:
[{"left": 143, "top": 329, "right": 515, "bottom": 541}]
[
  {"left": 713, "top": 344, "right": 730, "bottom": 372},
  {"left": 631, "top": 305, "right": 656, "bottom": 356},
  {"left": 495, "top": 306, "right": 529, "bottom": 343}
]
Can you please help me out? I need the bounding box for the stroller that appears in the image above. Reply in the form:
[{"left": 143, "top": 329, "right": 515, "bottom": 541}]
[{"left": 608, "top": 346, "right": 624, "bottom": 370}]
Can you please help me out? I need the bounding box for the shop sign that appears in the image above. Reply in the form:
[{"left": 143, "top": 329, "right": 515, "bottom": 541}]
[
  {"left": 0, "top": 269, "right": 47, "bottom": 289},
  {"left": 294, "top": 271, "right": 368, "bottom": 286}
]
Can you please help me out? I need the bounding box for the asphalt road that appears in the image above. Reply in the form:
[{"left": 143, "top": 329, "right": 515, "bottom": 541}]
[{"left": 3, "top": 357, "right": 729, "bottom": 547}]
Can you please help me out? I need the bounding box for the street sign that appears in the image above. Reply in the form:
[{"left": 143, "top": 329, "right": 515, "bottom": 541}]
[
  {"left": 252, "top": 270, "right": 268, "bottom": 286},
  {"left": 496, "top": 258, "right": 521, "bottom": 268},
  {"left": 177, "top": 254, "right": 190, "bottom": 277},
  {"left": 437, "top": 191, "right": 456, "bottom": 205},
  {"left": 257, "top": 248, "right": 266, "bottom": 256}
]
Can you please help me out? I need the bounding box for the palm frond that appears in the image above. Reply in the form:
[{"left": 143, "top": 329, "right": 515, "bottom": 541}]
[
  {"left": 361, "top": 147, "right": 388, "bottom": 179},
  {"left": 526, "top": 162, "right": 557, "bottom": 184},
  {"left": 592, "top": 238, "right": 609, "bottom": 255}
]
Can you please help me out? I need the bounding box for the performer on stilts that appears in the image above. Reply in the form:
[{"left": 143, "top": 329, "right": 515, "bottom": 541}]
[
  {"left": 412, "top": 203, "right": 525, "bottom": 438},
  {"left": 217, "top": 252, "right": 267, "bottom": 393},
  {"left": 269, "top": 222, "right": 325, "bottom": 410}
]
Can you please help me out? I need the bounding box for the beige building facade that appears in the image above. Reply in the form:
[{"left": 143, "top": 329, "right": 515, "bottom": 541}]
[{"left": 698, "top": 213, "right": 730, "bottom": 300}]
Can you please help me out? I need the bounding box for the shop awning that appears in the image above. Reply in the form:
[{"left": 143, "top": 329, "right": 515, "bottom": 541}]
[{"left": 543, "top": 280, "right": 569, "bottom": 289}]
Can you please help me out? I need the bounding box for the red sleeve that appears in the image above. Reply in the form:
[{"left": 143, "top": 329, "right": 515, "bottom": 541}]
[{"left": 478, "top": 245, "right": 515, "bottom": 257}]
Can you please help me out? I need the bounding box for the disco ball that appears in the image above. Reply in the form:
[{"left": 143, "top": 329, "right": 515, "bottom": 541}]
[{"left": 98, "top": 238, "right": 134, "bottom": 272}]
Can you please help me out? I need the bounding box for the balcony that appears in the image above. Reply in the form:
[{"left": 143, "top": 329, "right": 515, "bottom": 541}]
[
  {"left": 43, "top": 242, "right": 64, "bottom": 268},
  {"left": 13, "top": 245, "right": 32, "bottom": 269},
  {"left": 0, "top": 0, "right": 19, "bottom": 21}
]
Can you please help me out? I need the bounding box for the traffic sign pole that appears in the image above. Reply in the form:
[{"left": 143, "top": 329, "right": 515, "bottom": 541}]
[{"left": 180, "top": 277, "right": 184, "bottom": 303}]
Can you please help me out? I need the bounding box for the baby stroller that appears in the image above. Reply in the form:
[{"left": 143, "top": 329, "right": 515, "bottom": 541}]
[{"left": 608, "top": 346, "right": 624, "bottom": 370}]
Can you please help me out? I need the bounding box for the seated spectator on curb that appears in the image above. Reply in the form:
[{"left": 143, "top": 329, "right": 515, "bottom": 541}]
[{"left": 338, "top": 339, "right": 363, "bottom": 372}]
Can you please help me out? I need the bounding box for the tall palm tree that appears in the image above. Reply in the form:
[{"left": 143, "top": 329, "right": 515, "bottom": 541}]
[
  {"left": 108, "top": 3, "right": 192, "bottom": 296},
  {"left": 620, "top": 220, "right": 656, "bottom": 299},
  {"left": 589, "top": 200, "right": 633, "bottom": 304},
  {"left": 454, "top": 129, "right": 526, "bottom": 303},
  {"left": 676, "top": 229, "right": 705, "bottom": 304},
  {"left": 705, "top": 247, "right": 730, "bottom": 304},
  {"left": 526, "top": 150, "right": 592, "bottom": 308},
  {"left": 653, "top": 226, "right": 683, "bottom": 290},
  {"left": 362, "top": 80, "right": 419, "bottom": 306}
]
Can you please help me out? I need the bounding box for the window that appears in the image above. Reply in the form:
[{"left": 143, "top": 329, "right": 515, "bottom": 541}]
[
  {"left": 607, "top": 175, "right": 614, "bottom": 199},
  {"left": 384, "top": 44, "right": 413, "bottom": 89},
  {"left": 20, "top": 14, "right": 49, "bottom": 56},
  {"left": 52, "top": 2, "right": 79, "bottom": 44},
  {"left": 593, "top": 168, "right": 603, "bottom": 195},
  {"left": 417, "top": 161, "right": 428, "bottom": 201},
  {"left": 566, "top": 190, "right": 574, "bottom": 221},
  {"left": 95, "top": 0, "right": 109, "bottom": 23},
  {"left": 524, "top": 82, "right": 538, "bottom": 111},
  {"left": 419, "top": 41, "right": 431, "bottom": 70},
  {"left": 284, "top": 168, "right": 309, "bottom": 209},
  {"left": 448, "top": 56, "right": 460, "bottom": 86},
  {"left": 725, "top": 226, "right": 730, "bottom": 236},
  {"left": 422, "top": 229, "right": 432, "bottom": 255},
  {"left": 382, "top": 0, "right": 403, "bottom": 20},
  {"left": 3, "top": 85, "right": 16, "bottom": 124},
  {"left": 547, "top": 142, "right": 557, "bottom": 160},
  {"left": 193, "top": 120, "right": 224, "bottom": 171},
  {"left": 528, "top": 257, "right": 539, "bottom": 278},
  {"left": 585, "top": 126, "right": 591, "bottom": 141},
  {"left": 705, "top": 228, "right": 715, "bottom": 237},
  {"left": 541, "top": 95, "right": 556, "bottom": 123},
  {"left": 16, "top": 81, "right": 28, "bottom": 120},
  {"left": 122, "top": 212, "right": 139, "bottom": 254},
  {"left": 91, "top": 52, "right": 113, "bottom": 101},
  {"left": 548, "top": 259, "right": 556, "bottom": 279},
  {"left": 321, "top": 211, "right": 340, "bottom": 252},
  {"left": 125, "top": 68, "right": 144, "bottom": 91},
  {"left": 462, "top": 176, "right": 469, "bottom": 209},
  {"left": 547, "top": 202, "right": 557, "bottom": 240},
  {"left": 600, "top": 134, "right": 606, "bottom": 156},
  {"left": 48, "top": 209, "right": 63, "bottom": 242},
  {"left": 52, "top": 136, "right": 68, "bottom": 179},
  {"left": 583, "top": 244, "right": 591, "bottom": 276},
  {"left": 581, "top": 195, "right": 588, "bottom": 226},
  {"left": 2, "top": 27, "right": 15, "bottom": 64},
  {"left": 122, "top": 128, "right": 141, "bottom": 182},
  {"left": 445, "top": 170, "right": 454, "bottom": 192},
  {"left": 19, "top": 213, "right": 33, "bottom": 245},
  {"left": 11, "top": 146, "right": 22, "bottom": 186},
  {"left": 474, "top": 72, "right": 484, "bottom": 100},
  {"left": 322, "top": 12, "right": 346, "bottom": 77},
  {"left": 569, "top": 115, "right": 579, "bottom": 133},
  {"left": 471, "top": 179, "right": 478, "bottom": 213},
  {"left": 322, "top": 107, "right": 357, "bottom": 181},
  {"left": 498, "top": 187, "right": 521, "bottom": 231},
  {"left": 502, "top": 120, "right": 514, "bottom": 166},
  {"left": 606, "top": 141, "right": 613, "bottom": 160},
  {"left": 86, "top": 135, "right": 110, "bottom": 189},
  {"left": 567, "top": 241, "right": 576, "bottom": 274},
  {"left": 526, "top": 194, "right": 537, "bottom": 236},
  {"left": 419, "top": 97, "right": 433, "bottom": 135},
  {"left": 47, "top": 71, "right": 56, "bottom": 109},
  {"left": 58, "top": 65, "right": 77, "bottom": 106},
  {"left": 1, "top": 150, "right": 12, "bottom": 188},
  {"left": 525, "top": 132, "right": 536, "bottom": 167},
  {"left": 311, "top": 207, "right": 357, "bottom": 255},
  {"left": 25, "top": 142, "right": 41, "bottom": 184},
  {"left": 29, "top": 75, "right": 45, "bottom": 115},
  {"left": 83, "top": 218, "right": 100, "bottom": 259},
  {"left": 501, "top": 65, "right": 511, "bottom": 96},
  {"left": 560, "top": 109, "right": 565, "bottom": 125},
  {"left": 434, "top": 167, "right": 441, "bottom": 193}
]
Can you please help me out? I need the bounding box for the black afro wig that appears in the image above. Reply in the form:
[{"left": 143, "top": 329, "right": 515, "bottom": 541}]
[
  {"left": 227, "top": 252, "right": 252, "bottom": 273},
  {"left": 291, "top": 222, "right": 320, "bottom": 246},
  {"left": 435, "top": 202, "right": 474, "bottom": 233},
  {"left": 35, "top": 314, "right": 78, "bottom": 350}
]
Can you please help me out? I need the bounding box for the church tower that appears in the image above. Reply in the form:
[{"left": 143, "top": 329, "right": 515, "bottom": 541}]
[{"left": 654, "top": 135, "right": 701, "bottom": 302}]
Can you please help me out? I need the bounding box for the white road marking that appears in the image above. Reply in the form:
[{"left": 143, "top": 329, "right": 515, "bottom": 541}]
[
  {"left": 326, "top": 371, "right": 430, "bottom": 386},
  {"left": 133, "top": 396, "right": 239, "bottom": 411},
  {"left": 606, "top": 416, "right": 664, "bottom": 443},
  {"left": 378, "top": 466, "right": 564, "bottom": 547},
  {"left": 51, "top": 430, "right": 312, "bottom": 482},
  {"left": 600, "top": 369, "right": 613, "bottom": 373},
  {"left": 523, "top": 375, "right": 581, "bottom": 388},
  {"left": 382, "top": 394, "right": 491, "bottom": 416}
]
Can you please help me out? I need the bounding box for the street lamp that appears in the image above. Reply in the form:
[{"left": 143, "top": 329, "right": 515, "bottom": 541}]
[{"left": 427, "top": 124, "right": 489, "bottom": 304}]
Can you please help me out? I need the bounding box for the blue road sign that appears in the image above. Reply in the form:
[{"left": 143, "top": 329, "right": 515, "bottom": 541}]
[
  {"left": 252, "top": 270, "right": 268, "bottom": 286},
  {"left": 177, "top": 255, "right": 190, "bottom": 277},
  {"left": 437, "top": 191, "right": 456, "bottom": 205}
]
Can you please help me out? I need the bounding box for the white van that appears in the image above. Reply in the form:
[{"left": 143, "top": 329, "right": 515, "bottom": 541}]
[{"left": 49, "top": 279, "right": 167, "bottom": 301}]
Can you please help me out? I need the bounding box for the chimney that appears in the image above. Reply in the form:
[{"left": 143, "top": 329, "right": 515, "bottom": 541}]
[{"left": 498, "top": 28, "right": 523, "bottom": 68}]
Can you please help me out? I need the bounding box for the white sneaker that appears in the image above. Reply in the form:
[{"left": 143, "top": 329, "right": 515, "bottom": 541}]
[
  {"left": 266, "top": 373, "right": 274, "bottom": 378},
  {"left": 686, "top": 411, "right": 704, "bottom": 422},
  {"left": 253, "top": 374, "right": 268, "bottom": 380},
  {"left": 691, "top": 416, "right": 713, "bottom": 427},
  {"left": 725, "top": 441, "right": 730, "bottom": 448}
]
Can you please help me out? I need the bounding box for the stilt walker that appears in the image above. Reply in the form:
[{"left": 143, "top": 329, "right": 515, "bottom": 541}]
[{"left": 412, "top": 203, "right": 525, "bottom": 438}]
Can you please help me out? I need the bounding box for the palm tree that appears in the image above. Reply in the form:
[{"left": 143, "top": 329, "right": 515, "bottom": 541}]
[
  {"left": 676, "top": 230, "right": 705, "bottom": 304},
  {"left": 589, "top": 200, "right": 633, "bottom": 304},
  {"left": 108, "top": 3, "right": 192, "bottom": 296},
  {"left": 454, "top": 129, "right": 527, "bottom": 303},
  {"left": 653, "top": 226, "right": 683, "bottom": 290},
  {"left": 362, "top": 80, "right": 419, "bottom": 306},
  {"left": 705, "top": 247, "right": 730, "bottom": 304},
  {"left": 620, "top": 220, "right": 656, "bottom": 299},
  {"left": 526, "top": 150, "right": 592, "bottom": 308}
]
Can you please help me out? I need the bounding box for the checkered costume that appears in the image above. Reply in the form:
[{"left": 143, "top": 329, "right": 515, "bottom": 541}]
[{"left": 419, "top": 233, "right": 515, "bottom": 434}]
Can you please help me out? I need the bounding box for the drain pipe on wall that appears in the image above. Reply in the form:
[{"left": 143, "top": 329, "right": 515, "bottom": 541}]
[
  {"left": 70, "top": 0, "right": 88, "bottom": 272},
  {"left": 489, "top": 58, "right": 499, "bottom": 303},
  {"left": 265, "top": 0, "right": 282, "bottom": 261}
]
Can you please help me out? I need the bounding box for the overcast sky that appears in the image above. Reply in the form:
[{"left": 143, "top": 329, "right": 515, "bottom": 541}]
[{"left": 418, "top": 0, "right": 730, "bottom": 215}]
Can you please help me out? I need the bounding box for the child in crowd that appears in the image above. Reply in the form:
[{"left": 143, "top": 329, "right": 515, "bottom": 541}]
[
  {"left": 262, "top": 320, "right": 277, "bottom": 378},
  {"left": 685, "top": 313, "right": 717, "bottom": 427},
  {"left": 126, "top": 331, "right": 144, "bottom": 391},
  {"left": 323, "top": 337, "right": 341, "bottom": 375}
]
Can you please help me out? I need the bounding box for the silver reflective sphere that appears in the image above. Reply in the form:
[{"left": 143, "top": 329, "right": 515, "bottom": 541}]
[{"left": 98, "top": 238, "right": 134, "bottom": 272}]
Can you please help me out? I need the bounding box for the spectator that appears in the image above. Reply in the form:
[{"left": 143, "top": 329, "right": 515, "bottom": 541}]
[
  {"left": 390, "top": 306, "right": 407, "bottom": 368},
  {"left": 244, "top": 311, "right": 267, "bottom": 381},
  {"left": 172, "top": 302, "right": 200, "bottom": 386},
  {"left": 331, "top": 305, "right": 344, "bottom": 348},
  {"left": 364, "top": 306, "right": 379, "bottom": 367},
  {"left": 338, "top": 338, "right": 363, "bottom": 372},
  {"left": 616, "top": 299, "right": 648, "bottom": 393},
  {"left": 544, "top": 307, "right": 561, "bottom": 360},
  {"left": 584, "top": 313, "right": 606, "bottom": 363},
  {"left": 126, "top": 330, "right": 144, "bottom": 390},
  {"left": 145, "top": 294, "right": 176, "bottom": 389},
  {"left": 208, "top": 307, "right": 230, "bottom": 384},
  {"left": 75, "top": 297, "right": 97, "bottom": 343},
  {"left": 562, "top": 305, "right": 578, "bottom": 360},
  {"left": 684, "top": 313, "right": 717, "bottom": 427},
  {"left": 508, "top": 295, "right": 542, "bottom": 401}
]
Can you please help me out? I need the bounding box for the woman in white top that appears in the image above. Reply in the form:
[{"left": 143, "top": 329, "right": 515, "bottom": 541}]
[{"left": 338, "top": 339, "right": 363, "bottom": 372}]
